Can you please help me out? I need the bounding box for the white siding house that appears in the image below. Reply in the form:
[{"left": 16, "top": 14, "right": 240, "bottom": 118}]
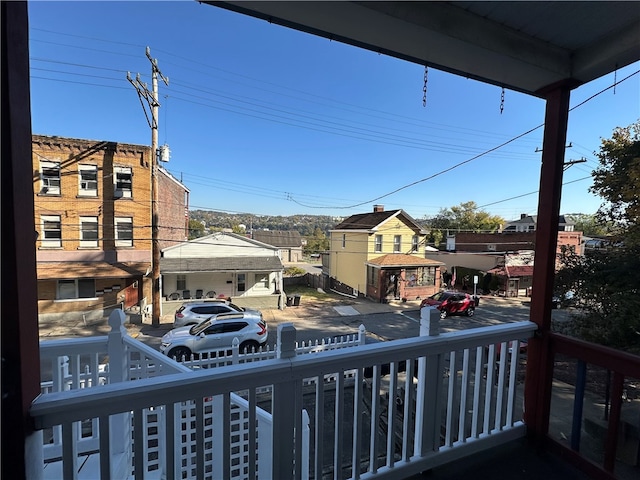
[{"left": 160, "top": 232, "right": 285, "bottom": 302}]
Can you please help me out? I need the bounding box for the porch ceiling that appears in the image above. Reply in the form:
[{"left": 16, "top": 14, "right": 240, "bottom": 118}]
[{"left": 207, "top": 1, "right": 640, "bottom": 96}]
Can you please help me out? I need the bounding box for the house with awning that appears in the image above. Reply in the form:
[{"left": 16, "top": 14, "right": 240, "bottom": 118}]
[{"left": 160, "top": 232, "right": 285, "bottom": 308}]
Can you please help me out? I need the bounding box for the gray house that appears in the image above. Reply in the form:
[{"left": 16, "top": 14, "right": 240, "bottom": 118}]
[
  {"left": 160, "top": 232, "right": 285, "bottom": 308},
  {"left": 252, "top": 230, "right": 303, "bottom": 263}
]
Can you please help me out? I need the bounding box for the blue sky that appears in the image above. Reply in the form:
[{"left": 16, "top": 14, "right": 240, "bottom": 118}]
[{"left": 28, "top": 1, "right": 640, "bottom": 221}]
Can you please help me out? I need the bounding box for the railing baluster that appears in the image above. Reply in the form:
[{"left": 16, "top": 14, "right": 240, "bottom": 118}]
[
  {"left": 506, "top": 341, "right": 519, "bottom": 427},
  {"left": 494, "top": 342, "right": 508, "bottom": 431},
  {"left": 368, "top": 365, "right": 381, "bottom": 474},
  {"left": 98, "top": 415, "right": 111, "bottom": 479},
  {"left": 458, "top": 348, "right": 471, "bottom": 443},
  {"left": 248, "top": 387, "right": 257, "bottom": 480},
  {"left": 471, "top": 346, "right": 483, "bottom": 438},
  {"left": 386, "top": 361, "right": 398, "bottom": 469},
  {"left": 334, "top": 370, "right": 345, "bottom": 480},
  {"left": 351, "top": 367, "right": 363, "bottom": 479},
  {"left": 133, "top": 408, "right": 144, "bottom": 479},
  {"left": 61, "top": 421, "right": 78, "bottom": 480},
  {"left": 604, "top": 371, "right": 625, "bottom": 472},
  {"left": 165, "top": 404, "right": 176, "bottom": 480},
  {"left": 315, "top": 375, "right": 325, "bottom": 480},
  {"left": 221, "top": 394, "right": 230, "bottom": 479},
  {"left": 402, "top": 357, "right": 414, "bottom": 462},
  {"left": 483, "top": 344, "right": 496, "bottom": 435},
  {"left": 445, "top": 350, "right": 457, "bottom": 447}
]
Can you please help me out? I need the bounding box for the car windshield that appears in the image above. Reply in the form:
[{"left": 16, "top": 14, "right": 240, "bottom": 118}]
[
  {"left": 190, "top": 318, "right": 213, "bottom": 335},
  {"left": 431, "top": 292, "right": 450, "bottom": 301}
]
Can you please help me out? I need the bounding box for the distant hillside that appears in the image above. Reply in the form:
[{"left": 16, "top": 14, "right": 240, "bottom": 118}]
[{"left": 189, "top": 210, "right": 337, "bottom": 237}]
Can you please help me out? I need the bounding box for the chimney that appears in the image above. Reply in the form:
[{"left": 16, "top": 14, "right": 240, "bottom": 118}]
[
  {"left": 521, "top": 213, "right": 527, "bottom": 219},
  {"left": 373, "top": 204, "right": 384, "bottom": 213}
]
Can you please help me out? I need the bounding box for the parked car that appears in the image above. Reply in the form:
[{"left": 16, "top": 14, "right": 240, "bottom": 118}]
[
  {"left": 160, "top": 313, "right": 268, "bottom": 359},
  {"left": 173, "top": 300, "right": 262, "bottom": 327},
  {"left": 420, "top": 291, "right": 476, "bottom": 319}
]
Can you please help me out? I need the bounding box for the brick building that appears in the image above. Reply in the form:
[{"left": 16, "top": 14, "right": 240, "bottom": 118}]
[
  {"left": 448, "top": 231, "right": 583, "bottom": 256},
  {"left": 157, "top": 166, "right": 190, "bottom": 250},
  {"left": 32, "top": 135, "right": 188, "bottom": 323}
]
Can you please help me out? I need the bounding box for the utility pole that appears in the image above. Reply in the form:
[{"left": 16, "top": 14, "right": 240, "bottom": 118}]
[{"left": 127, "top": 47, "right": 169, "bottom": 327}]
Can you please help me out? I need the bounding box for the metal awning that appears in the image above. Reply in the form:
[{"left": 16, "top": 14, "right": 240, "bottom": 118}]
[{"left": 207, "top": 1, "right": 640, "bottom": 96}]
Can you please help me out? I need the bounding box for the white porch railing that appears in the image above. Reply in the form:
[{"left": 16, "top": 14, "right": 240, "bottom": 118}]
[{"left": 32, "top": 309, "right": 537, "bottom": 479}]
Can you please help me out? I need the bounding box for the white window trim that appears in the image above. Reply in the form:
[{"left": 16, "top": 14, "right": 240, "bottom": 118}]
[
  {"left": 40, "top": 160, "right": 61, "bottom": 195},
  {"left": 374, "top": 235, "right": 382, "bottom": 253},
  {"left": 114, "top": 166, "right": 132, "bottom": 198},
  {"left": 393, "top": 235, "right": 401, "bottom": 253},
  {"left": 115, "top": 216, "right": 133, "bottom": 247},
  {"left": 79, "top": 164, "right": 98, "bottom": 196},
  {"left": 56, "top": 278, "right": 97, "bottom": 301},
  {"left": 412, "top": 235, "right": 419, "bottom": 252},
  {"left": 79, "top": 216, "right": 99, "bottom": 248},
  {"left": 41, "top": 214, "right": 62, "bottom": 247}
]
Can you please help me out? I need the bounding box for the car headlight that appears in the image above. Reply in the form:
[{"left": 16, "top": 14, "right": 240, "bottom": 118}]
[{"left": 160, "top": 342, "right": 171, "bottom": 350}]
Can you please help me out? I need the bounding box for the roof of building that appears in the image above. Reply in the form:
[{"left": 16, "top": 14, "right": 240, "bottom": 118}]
[
  {"left": 160, "top": 256, "right": 284, "bottom": 273},
  {"left": 252, "top": 230, "right": 302, "bottom": 248},
  {"left": 366, "top": 254, "right": 444, "bottom": 268},
  {"left": 486, "top": 265, "right": 535, "bottom": 278},
  {"left": 37, "top": 262, "right": 150, "bottom": 280},
  {"left": 506, "top": 215, "right": 574, "bottom": 225},
  {"left": 333, "top": 209, "right": 426, "bottom": 233}
]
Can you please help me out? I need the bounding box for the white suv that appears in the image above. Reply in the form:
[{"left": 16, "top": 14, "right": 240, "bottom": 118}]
[
  {"left": 173, "top": 300, "right": 261, "bottom": 327},
  {"left": 160, "top": 313, "right": 268, "bottom": 359}
]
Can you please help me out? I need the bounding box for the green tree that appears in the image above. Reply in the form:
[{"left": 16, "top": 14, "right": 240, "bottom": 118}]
[
  {"left": 590, "top": 120, "right": 640, "bottom": 246},
  {"left": 188, "top": 219, "right": 205, "bottom": 240},
  {"left": 565, "top": 213, "right": 611, "bottom": 237},
  {"left": 554, "top": 121, "right": 640, "bottom": 353},
  {"left": 425, "top": 201, "right": 504, "bottom": 246},
  {"left": 304, "top": 227, "right": 329, "bottom": 255}
]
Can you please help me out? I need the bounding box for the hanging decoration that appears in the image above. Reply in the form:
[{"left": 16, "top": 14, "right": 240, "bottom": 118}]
[{"left": 422, "top": 65, "right": 428, "bottom": 107}]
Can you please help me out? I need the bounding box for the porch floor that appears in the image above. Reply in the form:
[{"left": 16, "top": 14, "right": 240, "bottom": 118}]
[{"left": 414, "top": 437, "right": 588, "bottom": 479}]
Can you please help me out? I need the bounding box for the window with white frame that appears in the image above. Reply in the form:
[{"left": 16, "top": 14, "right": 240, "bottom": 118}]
[
  {"left": 393, "top": 235, "right": 401, "bottom": 253},
  {"left": 176, "top": 274, "right": 186, "bottom": 291},
  {"left": 374, "top": 235, "right": 382, "bottom": 252},
  {"left": 114, "top": 166, "right": 132, "bottom": 198},
  {"left": 115, "top": 217, "right": 133, "bottom": 247},
  {"left": 237, "top": 273, "right": 246, "bottom": 292},
  {"left": 41, "top": 215, "right": 62, "bottom": 247},
  {"left": 80, "top": 216, "right": 98, "bottom": 248},
  {"left": 57, "top": 279, "right": 96, "bottom": 300},
  {"left": 79, "top": 165, "right": 98, "bottom": 196},
  {"left": 40, "top": 161, "right": 61, "bottom": 195},
  {"left": 412, "top": 235, "right": 419, "bottom": 252},
  {"left": 342, "top": 234, "right": 346, "bottom": 249}
]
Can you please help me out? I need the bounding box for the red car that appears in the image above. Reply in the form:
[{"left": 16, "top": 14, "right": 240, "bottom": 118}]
[{"left": 420, "top": 291, "right": 476, "bottom": 319}]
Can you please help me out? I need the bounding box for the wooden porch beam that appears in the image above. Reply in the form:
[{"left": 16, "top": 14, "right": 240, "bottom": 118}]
[{"left": 524, "top": 84, "right": 571, "bottom": 442}]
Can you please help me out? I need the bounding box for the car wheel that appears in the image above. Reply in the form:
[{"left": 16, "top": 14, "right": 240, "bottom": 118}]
[
  {"left": 240, "top": 340, "right": 260, "bottom": 353},
  {"left": 466, "top": 308, "right": 475, "bottom": 317},
  {"left": 439, "top": 309, "right": 448, "bottom": 319},
  {"left": 168, "top": 346, "right": 192, "bottom": 361}
]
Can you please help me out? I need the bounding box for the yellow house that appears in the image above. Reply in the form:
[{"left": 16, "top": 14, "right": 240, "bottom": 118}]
[{"left": 329, "top": 205, "right": 444, "bottom": 302}]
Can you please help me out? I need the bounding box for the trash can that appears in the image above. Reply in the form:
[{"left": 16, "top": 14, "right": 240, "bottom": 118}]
[
  {"left": 293, "top": 294, "right": 301, "bottom": 306},
  {"left": 286, "top": 295, "right": 293, "bottom": 307}
]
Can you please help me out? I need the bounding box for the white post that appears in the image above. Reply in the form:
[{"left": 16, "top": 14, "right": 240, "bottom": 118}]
[
  {"left": 414, "top": 306, "right": 444, "bottom": 455},
  {"left": 107, "top": 310, "right": 131, "bottom": 476},
  {"left": 358, "top": 324, "right": 367, "bottom": 345},
  {"left": 273, "top": 323, "right": 297, "bottom": 478}
]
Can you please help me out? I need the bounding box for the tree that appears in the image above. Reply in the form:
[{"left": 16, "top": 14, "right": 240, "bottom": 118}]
[
  {"left": 304, "top": 227, "right": 329, "bottom": 256},
  {"left": 565, "top": 213, "right": 611, "bottom": 237},
  {"left": 424, "top": 201, "right": 504, "bottom": 245},
  {"left": 188, "top": 219, "right": 205, "bottom": 240},
  {"left": 554, "top": 121, "right": 640, "bottom": 353},
  {"left": 590, "top": 120, "right": 640, "bottom": 246}
]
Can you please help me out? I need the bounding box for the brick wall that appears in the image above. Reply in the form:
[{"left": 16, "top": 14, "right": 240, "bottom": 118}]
[{"left": 157, "top": 167, "right": 189, "bottom": 250}]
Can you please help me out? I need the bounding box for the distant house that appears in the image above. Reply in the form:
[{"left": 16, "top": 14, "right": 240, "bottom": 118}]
[
  {"left": 329, "top": 205, "right": 444, "bottom": 302},
  {"left": 504, "top": 213, "right": 575, "bottom": 232},
  {"left": 160, "top": 232, "right": 285, "bottom": 308},
  {"left": 486, "top": 251, "right": 535, "bottom": 297},
  {"left": 252, "top": 230, "right": 303, "bottom": 262}
]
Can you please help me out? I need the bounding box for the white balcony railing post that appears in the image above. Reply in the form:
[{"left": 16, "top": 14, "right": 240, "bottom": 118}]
[
  {"left": 273, "top": 323, "right": 299, "bottom": 478},
  {"left": 106, "top": 309, "right": 131, "bottom": 477},
  {"left": 414, "top": 306, "right": 445, "bottom": 456}
]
